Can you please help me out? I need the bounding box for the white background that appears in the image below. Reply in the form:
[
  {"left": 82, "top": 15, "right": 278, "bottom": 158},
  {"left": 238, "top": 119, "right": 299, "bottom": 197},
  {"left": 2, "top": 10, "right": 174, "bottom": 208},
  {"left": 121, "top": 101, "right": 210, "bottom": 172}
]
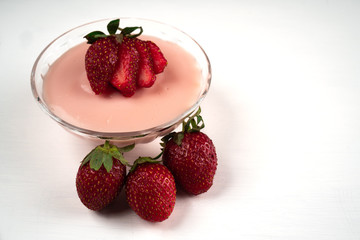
[{"left": 1, "top": 0, "right": 360, "bottom": 239}]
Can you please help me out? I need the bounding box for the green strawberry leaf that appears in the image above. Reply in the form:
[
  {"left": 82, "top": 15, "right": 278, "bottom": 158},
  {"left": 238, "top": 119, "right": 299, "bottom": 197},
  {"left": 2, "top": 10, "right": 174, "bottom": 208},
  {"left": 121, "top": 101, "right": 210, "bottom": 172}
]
[
  {"left": 107, "top": 19, "right": 120, "bottom": 35},
  {"left": 89, "top": 148, "right": 103, "bottom": 170},
  {"left": 160, "top": 133, "right": 175, "bottom": 146},
  {"left": 118, "top": 143, "right": 135, "bottom": 153},
  {"left": 121, "top": 26, "right": 143, "bottom": 38},
  {"left": 173, "top": 132, "right": 184, "bottom": 146},
  {"left": 110, "top": 149, "right": 131, "bottom": 167},
  {"left": 82, "top": 148, "right": 96, "bottom": 166},
  {"left": 103, "top": 153, "right": 113, "bottom": 172},
  {"left": 108, "top": 143, "right": 134, "bottom": 167},
  {"left": 84, "top": 31, "right": 107, "bottom": 44}
]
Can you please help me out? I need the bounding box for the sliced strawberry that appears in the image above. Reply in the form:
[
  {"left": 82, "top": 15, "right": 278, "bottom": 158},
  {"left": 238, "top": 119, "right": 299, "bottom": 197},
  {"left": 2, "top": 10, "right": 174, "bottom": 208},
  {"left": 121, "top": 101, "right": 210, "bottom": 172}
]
[
  {"left": 84, "top": 19, "right": 168, "bottom": 96},
  {"left": 133, "top": 38, "right": 156, "bottom": 88},
  {"left": 110, "top": 37, "right": 140, "bottom": 97},
  {"left": 146, "top": 41, "right": 167, "bottom": 74},
  {"left": 85, "top": 36, "right": 119, "bottom": 94}
]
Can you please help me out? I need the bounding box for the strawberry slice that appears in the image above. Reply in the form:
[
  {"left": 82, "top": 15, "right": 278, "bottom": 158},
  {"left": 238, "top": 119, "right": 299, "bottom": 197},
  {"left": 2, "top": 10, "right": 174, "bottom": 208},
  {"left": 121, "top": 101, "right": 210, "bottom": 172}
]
[
  {"left": 133, "top": 38, "right": 156, "bottom": 88},
  {"left": 110, "top": 37, "right": 140, "bottom": 97},
  {"left": 85, "top": 37, "right": 119, "bottom": 94},
  {"left": 146, "top": 41, "right": 167, "bottom": 74}
]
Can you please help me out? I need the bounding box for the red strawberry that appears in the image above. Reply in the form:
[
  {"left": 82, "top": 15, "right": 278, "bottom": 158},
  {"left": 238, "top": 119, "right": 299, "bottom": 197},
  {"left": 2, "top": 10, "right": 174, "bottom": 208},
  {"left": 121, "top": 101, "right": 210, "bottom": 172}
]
[
  {"left": 162, "top": 108, "right": 217, "bottom": 195},
  {"left": 110, "top": 37, "right": 139, "bottom": 97},
  {"left": 126, "top": 161, "right": 176, "bottom": 222},
  {"left": 85, "top": 36, "right": 119, "bottom": 94},
  {"left": 147, "top": 40, "right": 167, "bottom": 74},
  {"left": 76, "top": 141, "right": 133, "bottom": 211},
  {"left": 133, "top": 38, "right": 156, "bottom": 88}
]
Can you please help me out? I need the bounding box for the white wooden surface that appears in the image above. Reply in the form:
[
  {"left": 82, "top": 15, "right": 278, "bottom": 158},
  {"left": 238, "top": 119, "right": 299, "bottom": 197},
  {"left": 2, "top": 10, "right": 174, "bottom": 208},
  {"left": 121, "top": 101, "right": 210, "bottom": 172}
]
[{"left": 1, "top": 0, "right": 360, "bottom": 239}]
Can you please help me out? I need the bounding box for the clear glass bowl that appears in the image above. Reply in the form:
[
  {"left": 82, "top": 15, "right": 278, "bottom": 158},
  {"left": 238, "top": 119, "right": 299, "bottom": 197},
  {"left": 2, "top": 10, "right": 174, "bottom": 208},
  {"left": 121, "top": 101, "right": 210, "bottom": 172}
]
[{"left": 31, "top": 18, "right": 211, "bottom": 144}]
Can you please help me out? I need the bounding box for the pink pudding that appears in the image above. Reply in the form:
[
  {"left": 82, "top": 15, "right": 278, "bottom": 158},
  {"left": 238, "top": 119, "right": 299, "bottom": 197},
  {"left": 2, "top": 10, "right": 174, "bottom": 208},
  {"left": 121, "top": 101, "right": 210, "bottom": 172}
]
[{"left": 43, "top": 36, "right": 203, "bottom": 132}]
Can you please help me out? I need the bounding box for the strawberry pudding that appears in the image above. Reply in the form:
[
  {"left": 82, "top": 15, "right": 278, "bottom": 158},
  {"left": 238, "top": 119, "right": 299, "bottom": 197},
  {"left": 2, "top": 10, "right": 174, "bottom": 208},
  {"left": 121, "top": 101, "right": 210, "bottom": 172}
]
[
  {"left": 44, "top": 36, "right": 201, "bottom": 132},
  {"left": 31, "top": 18, "right": 211, "bottom": 143}
]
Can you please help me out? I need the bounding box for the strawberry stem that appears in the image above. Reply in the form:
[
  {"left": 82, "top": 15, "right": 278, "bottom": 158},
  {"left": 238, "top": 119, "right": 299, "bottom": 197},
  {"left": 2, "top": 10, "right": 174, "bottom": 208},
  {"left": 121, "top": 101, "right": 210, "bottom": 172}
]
[
  {"left": 183, "top": 107, "right": 204, "bottom": 133},
  {"left": 103, "top": 140, "right": 110, "bottom": 149},
  {"left": 160, "top": 107, "right": 204, "bottom": 147}
]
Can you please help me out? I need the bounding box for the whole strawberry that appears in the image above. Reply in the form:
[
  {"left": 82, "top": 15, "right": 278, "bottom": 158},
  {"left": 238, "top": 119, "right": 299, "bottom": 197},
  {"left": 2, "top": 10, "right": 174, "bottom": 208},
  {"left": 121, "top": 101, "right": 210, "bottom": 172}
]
[
  {"left": 126, "top": 158, "right": 176, "bottom": 222},
  {"left": 162, "top": 108, "right": 217, "bottom": 195},
  {"left": 76, "top": 141, "right": 133, "bottom": 211}
]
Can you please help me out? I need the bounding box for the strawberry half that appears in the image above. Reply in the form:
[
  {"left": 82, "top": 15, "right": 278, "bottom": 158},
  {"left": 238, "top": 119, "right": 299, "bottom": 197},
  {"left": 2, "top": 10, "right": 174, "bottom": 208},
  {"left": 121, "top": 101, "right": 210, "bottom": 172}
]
[
  {"left": 85, "top": 36, "right": 119, "bottom": 94},
  {"left": 147, "top": 40, "right": 168, "bottom": 74},
  {"left": 110, "top": 37, "right": 139, "bottom": 97}
]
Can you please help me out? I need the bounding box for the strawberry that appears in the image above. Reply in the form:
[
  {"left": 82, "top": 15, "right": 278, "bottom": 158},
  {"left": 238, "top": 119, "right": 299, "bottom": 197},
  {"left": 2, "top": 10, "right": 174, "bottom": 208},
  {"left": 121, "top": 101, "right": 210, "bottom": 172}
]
[
  {"left": 162, "top": 108, "right": 217, "bottom": 195},
  {"left": 147, "top": 40, "right": 168, "bottom": 74},
  {"left": 84, "top": 36, "right": 119, "bottom": 94},
  {"left": 126, "top": 159, "right": 176, "bottom": 222},
  {"left": 133, "top": 38, "right": 156, "bottom": 88},
  {"left": 76, "top": 141, "right": 134, "bottom": 211},
  {"left": 110, "top": 37, "right": 139, "bottom": 97},
  {"left": 84, "top": 19, "right": 167, "bottom": 96}
]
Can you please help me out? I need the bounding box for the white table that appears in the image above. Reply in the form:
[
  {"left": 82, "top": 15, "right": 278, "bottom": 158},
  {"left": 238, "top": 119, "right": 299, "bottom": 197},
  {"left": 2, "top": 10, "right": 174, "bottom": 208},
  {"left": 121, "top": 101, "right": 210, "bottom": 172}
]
[{"left": 1, "top": 0, "right": 359, "bottom": 239}]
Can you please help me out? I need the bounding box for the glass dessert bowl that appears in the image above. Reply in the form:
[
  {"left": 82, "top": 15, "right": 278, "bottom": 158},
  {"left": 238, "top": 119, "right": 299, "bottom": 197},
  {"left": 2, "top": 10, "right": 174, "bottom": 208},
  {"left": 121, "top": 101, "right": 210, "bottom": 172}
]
[{"left": 31, "top": 18, "right": 211, "bottom": 144}]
